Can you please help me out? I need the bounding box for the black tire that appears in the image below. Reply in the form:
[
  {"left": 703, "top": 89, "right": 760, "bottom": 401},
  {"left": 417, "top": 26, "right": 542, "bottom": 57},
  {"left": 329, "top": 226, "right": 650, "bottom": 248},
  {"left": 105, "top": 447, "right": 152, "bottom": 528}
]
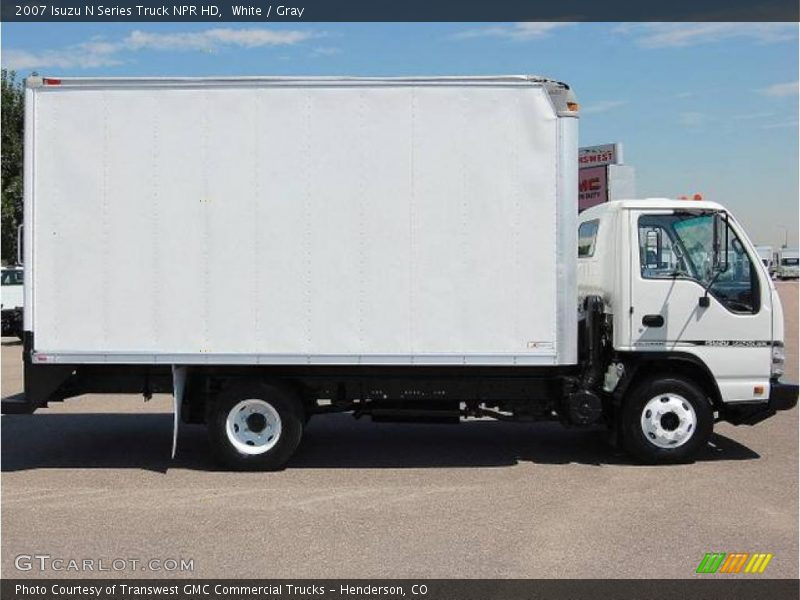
[
  {"left": 208, "top": 381, "right": 304, "bottom": 471},
  {"left": 622, "top": 375, "right": 713, "bottom": 464}
]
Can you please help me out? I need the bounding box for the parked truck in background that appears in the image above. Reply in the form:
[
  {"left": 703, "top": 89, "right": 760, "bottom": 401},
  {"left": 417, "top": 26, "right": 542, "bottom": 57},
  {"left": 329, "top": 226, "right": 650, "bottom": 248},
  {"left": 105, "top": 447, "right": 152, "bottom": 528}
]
[
  {"left": 776, "top": 249, "right": 799, "bottom": 280},
  {"left": 3, "top": 75, "right": 796, "bottom": 470},
  {"left": 755, "top": 245, "right": 773, "bottom": 277}
]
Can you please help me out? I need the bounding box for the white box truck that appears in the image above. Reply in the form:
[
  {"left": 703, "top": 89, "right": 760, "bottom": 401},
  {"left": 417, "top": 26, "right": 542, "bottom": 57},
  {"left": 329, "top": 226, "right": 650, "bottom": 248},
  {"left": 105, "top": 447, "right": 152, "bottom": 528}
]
[
  {"left": 4, "top": 75, "right": 796, "bottom": 469},
  {"left": 776, "top": 249, "right": 799, "bottom": 279}
]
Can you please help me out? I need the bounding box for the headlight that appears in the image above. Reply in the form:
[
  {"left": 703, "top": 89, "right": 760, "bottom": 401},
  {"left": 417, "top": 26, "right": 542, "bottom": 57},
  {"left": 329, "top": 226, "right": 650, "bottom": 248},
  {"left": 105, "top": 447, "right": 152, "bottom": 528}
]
[{"left": 772, "top": 343, "right": 785, "bottom": 379}]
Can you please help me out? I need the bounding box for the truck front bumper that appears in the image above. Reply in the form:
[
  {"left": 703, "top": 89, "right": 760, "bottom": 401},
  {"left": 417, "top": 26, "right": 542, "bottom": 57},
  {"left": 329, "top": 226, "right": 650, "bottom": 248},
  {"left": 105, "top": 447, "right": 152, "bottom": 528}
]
[
  {"left": 723, "top": 380, "right": 799, "bottom": 426},
  {"left": 769, "top": 380, "right": 799, "bottom": 411}
]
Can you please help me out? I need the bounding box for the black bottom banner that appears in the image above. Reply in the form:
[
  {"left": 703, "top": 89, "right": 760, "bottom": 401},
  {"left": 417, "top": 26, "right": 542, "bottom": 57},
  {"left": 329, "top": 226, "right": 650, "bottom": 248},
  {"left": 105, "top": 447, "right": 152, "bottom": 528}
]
[{"left": 2, "top": 579, "right": 799, "bottom": 600}]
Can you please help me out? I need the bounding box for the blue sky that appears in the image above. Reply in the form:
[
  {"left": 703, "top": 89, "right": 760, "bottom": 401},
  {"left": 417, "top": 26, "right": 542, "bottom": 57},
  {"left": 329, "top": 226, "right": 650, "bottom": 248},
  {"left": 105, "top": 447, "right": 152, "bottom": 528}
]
[{"left": 2, "top": 22, "right": 798, "bottom": 247}]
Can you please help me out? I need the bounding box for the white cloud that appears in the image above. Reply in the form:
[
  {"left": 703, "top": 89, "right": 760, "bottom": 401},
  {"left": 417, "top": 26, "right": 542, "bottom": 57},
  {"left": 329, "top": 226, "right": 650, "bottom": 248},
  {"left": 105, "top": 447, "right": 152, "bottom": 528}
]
[
  {"left": 452, "top": 22, "right": 571, "bottom": 41},
  {"left": 582, "top": 100, "right": 627, "bottom": 114},
  {"left": 311, "top": 46, "right": 341, "bottom": 57},
  {"left": 677, "top": 112, "right": 710, "bottom": 127},
  {"left": 761, "top": 119, "right": 799, "bottom": 129},
  {"left": 759, "top": 81, "right": 799, "bottom": 97},
  {"left": 2, "top": 28, "right": 317, "bottom": 70},
  {"left": 3, "top": 38, "right": 123, "bottom": 69},
  {"left": 617, "top": 23, "right": 797, "bottom": 48},
  {"left": 124, "top": 28, "right": 315, "bottom": 51},
  {"left": 731, "top": 111, "right": 775, "bottom": 120}
]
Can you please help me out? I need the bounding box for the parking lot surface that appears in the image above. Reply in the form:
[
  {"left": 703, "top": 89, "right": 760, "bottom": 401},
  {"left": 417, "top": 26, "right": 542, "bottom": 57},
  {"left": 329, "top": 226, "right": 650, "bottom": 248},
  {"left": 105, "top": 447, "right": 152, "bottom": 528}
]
[{"left": 1, "top": 282, "right": 797, "bottom": 579}]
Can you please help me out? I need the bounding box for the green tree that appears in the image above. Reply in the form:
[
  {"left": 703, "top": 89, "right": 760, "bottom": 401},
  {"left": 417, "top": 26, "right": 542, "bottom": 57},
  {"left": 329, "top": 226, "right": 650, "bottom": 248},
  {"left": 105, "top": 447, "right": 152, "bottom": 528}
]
[{"left": 2, "top": 69, "right": 25, "bottom": 265}]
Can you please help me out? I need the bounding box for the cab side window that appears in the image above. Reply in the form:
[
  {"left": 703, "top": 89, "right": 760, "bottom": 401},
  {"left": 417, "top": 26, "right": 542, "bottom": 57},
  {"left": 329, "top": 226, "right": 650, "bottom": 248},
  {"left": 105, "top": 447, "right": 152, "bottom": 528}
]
[
  {"left": 578, "top": 220, "right": 599, "bottom": 258},
  {"left": 638, "top": 214, "right": 759, "bottom": 314}
]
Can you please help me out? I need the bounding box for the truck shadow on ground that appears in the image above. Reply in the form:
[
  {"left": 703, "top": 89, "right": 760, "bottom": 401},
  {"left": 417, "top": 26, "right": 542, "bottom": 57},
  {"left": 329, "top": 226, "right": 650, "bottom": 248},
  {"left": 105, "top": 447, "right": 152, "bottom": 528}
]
[{"left": 1, "top": 412, "right": 760, "bottom": 472}]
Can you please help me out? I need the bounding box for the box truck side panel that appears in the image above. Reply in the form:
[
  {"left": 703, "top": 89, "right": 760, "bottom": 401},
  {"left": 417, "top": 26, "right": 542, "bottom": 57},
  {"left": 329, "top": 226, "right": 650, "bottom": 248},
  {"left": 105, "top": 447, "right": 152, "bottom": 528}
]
[
  {"left": 30, "top": 80, "right": 571, "bottom": 365},
  {"left": 34, "top": 90, "right": 114, "bottom": 349}
]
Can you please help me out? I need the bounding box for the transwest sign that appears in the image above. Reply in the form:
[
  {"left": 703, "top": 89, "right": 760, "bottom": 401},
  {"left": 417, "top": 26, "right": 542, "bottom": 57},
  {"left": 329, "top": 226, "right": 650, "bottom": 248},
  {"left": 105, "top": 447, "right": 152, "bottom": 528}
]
[{"left": 579, "top": 143, "right": 620, "bottom": 168}]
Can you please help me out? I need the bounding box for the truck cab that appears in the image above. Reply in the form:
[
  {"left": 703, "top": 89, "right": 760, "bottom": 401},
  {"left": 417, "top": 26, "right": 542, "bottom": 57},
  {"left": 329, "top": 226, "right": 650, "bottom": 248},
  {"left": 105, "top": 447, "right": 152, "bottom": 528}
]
[{"left": 578, "top": 199, "right": 795, "bottom": 461}]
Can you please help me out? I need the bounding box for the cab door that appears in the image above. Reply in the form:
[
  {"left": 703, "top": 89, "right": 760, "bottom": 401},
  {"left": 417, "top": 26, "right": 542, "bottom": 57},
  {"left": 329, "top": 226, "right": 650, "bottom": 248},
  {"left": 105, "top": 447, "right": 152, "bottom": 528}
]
[{"left": 628, "top": 209, "right": 773, "bottom": 403}]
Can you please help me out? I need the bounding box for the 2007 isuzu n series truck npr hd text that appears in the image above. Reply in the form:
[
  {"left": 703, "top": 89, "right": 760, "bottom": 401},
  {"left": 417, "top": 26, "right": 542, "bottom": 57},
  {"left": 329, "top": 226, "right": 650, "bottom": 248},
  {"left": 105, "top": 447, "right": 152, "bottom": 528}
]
[{"left": 4, "top": 75, "right": 796, "bottom": 469}]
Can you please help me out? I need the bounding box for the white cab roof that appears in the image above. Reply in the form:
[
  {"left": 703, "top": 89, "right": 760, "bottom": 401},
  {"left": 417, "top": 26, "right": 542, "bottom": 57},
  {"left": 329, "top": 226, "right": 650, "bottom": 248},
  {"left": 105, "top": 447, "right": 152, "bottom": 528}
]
[
  {"left": 580, "top": 198, "right": 726, "bottom": 220},
  {"left": 28, "top": 74, "right": 565, "bottom": 88}
]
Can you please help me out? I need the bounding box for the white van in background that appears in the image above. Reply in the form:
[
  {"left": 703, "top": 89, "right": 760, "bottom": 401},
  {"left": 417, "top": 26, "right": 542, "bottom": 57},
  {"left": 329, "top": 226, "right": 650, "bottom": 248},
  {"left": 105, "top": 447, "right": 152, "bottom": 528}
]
[{"left": 776, "top": 249, "right": 799, "bottom": 279}]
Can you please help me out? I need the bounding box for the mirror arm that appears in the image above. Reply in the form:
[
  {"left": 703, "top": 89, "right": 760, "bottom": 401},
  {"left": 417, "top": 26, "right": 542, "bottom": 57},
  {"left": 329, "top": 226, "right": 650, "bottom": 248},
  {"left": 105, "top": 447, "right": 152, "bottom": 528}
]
[{"left": 699, "top": 269, "right": 724, "bottom": 307}]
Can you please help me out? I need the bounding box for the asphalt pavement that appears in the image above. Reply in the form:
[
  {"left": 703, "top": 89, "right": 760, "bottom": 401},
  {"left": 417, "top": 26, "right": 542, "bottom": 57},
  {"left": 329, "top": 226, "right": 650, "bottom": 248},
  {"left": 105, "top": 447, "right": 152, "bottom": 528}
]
[{"left": 1, "top": 282, "right": 797, "bottom": 579}]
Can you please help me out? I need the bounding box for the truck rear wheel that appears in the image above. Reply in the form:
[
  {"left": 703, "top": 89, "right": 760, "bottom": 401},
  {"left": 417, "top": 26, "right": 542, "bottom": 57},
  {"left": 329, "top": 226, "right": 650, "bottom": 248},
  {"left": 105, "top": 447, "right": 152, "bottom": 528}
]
[
  {"left": 208, "top": 382, "right": 304, "bottom": 471},
  {"left": 622, "top": 375, "right": 713, "bottom": 464}
]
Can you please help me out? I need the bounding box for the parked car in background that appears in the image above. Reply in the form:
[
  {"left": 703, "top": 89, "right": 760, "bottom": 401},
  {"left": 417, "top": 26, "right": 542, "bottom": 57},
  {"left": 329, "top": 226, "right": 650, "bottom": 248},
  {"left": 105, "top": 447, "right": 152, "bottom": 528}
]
[{"left": 1, "top": 266, "right": 24, "bottom": 339}]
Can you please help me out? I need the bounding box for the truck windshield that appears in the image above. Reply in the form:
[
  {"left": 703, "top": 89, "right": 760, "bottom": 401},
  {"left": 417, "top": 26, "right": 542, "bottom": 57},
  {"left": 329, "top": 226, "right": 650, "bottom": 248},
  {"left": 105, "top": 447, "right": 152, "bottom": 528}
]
[
  {"left": 638, "top": 213, "right": 759, "bottom": 314},
  {"left": 1, "top": 270, "right": 23, "bottom": 286}
]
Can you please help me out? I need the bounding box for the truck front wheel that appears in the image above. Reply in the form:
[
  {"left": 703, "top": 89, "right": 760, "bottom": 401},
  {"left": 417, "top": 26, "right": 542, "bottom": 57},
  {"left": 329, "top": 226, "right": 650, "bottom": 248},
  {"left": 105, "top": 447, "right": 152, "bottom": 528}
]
[
  {"left": 622, "top": 376, "right": 713, "bottom": 464},
  {"left": 208, "top": 382, "right": 304, "bottom": 471}
]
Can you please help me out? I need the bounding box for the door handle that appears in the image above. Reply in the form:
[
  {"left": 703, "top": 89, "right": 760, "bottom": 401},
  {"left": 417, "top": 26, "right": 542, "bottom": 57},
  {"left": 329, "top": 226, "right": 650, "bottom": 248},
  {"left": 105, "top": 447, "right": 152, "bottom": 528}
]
[{"left": 642, "top": 314, "right": 665, "bottom": 328}]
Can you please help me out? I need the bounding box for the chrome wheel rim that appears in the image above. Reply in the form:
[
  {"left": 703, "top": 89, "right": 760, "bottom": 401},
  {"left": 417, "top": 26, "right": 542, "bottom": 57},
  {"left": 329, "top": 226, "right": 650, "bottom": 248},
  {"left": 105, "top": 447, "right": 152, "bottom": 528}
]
[
  {"left": 640, "top": 394, "right": 697, "bottom": 449},
  {"left": 225, "top": 399, "right": 282, "bottom": 455}
]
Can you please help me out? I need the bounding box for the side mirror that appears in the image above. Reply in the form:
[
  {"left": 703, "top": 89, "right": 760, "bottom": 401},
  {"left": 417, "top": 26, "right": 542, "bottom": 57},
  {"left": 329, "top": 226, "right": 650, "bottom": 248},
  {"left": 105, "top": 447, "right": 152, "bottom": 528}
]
[{"left": 644, "top": 229, "right": 661, "bottom": 267}]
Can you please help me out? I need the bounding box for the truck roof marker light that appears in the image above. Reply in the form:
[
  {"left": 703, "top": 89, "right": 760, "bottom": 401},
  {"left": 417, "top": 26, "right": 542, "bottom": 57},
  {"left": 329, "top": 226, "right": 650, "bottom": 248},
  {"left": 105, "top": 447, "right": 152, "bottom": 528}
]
[
  {"left": 43, "top": 78, "right": 62, "bottom": 86},
  {"left": 567, "top": 102, "right": 579, "bottom": 112},
  {"left": 693, "top": 193, "right": 703, "bottom": 200}
]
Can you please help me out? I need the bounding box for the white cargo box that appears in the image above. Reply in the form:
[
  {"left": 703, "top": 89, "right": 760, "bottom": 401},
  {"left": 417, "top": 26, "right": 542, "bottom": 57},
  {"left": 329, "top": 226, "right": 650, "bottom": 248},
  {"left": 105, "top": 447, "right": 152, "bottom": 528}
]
[{"left": 24, "top": 76, "right": 577, "bottom": 366}]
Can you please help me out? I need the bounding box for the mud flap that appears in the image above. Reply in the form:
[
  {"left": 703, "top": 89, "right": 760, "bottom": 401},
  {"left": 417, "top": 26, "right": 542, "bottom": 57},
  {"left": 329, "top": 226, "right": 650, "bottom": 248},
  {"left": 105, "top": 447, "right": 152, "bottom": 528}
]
[{"left": 171, "top": 366, "right": 187, "bottom": 459}]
